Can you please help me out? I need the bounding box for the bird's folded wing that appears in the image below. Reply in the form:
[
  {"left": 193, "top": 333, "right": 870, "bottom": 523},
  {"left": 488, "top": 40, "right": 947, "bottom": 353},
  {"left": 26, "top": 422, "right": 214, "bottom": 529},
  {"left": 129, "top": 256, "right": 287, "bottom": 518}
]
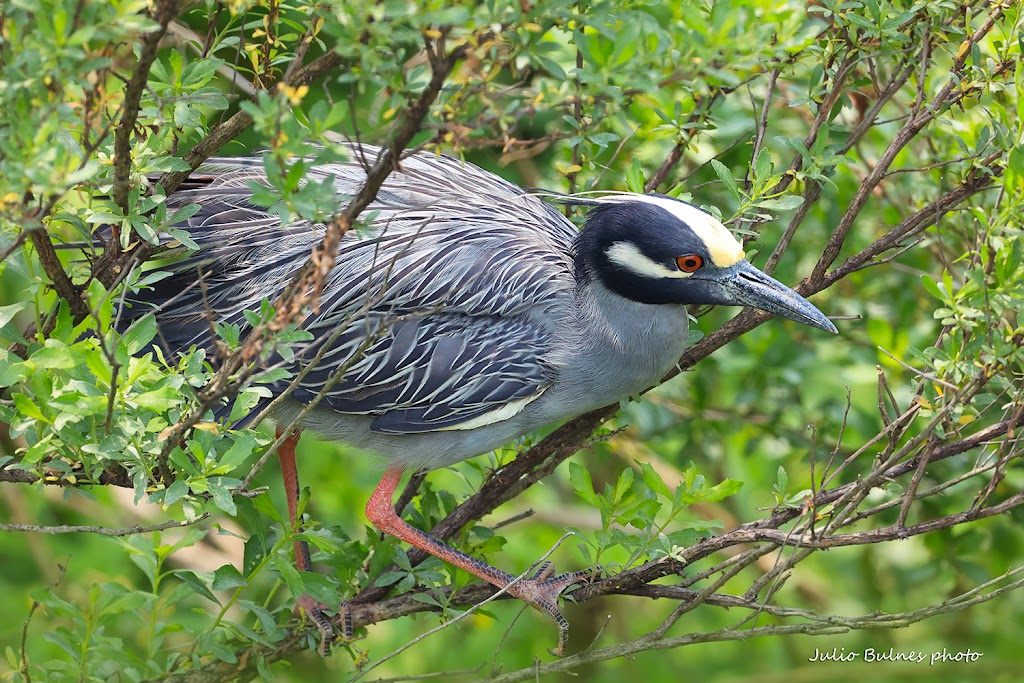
[{"left": 288, "top": 314, "right": 555, "bottom": 434}]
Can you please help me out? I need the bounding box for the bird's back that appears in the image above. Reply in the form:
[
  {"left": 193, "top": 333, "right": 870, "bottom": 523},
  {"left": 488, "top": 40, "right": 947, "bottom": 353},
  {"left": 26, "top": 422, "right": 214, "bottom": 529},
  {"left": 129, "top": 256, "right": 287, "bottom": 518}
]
[{"left": 136, "top": 147, "right": 576, "bottom": 343}]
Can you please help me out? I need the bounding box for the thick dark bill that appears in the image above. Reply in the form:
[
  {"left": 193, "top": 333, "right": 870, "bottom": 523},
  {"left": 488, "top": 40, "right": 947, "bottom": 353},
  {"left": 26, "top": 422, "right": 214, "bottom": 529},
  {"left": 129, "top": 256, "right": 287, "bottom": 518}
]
[{"left": 721, "top": 261, "right": 838, "bottom": 333}]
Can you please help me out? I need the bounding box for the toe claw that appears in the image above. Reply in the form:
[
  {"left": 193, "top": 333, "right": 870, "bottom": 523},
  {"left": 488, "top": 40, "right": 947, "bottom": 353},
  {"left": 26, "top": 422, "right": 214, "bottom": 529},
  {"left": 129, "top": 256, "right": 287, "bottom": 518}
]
[{"left": 505, "top": 565, "right": 600, "bottom": 656}]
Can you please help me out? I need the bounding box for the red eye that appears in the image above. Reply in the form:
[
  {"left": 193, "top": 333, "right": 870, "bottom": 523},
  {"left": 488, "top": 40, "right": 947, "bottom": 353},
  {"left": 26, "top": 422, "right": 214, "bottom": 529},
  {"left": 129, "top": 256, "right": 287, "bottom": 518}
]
[{"left": 675, "top": 254, "right": 704, "bottom": 272}]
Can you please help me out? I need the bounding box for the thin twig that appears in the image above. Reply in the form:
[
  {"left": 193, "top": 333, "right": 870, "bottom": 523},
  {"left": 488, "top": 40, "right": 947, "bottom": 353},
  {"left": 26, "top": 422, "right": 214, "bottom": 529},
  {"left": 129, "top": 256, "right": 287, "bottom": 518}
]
[{"left": 0, "top": 514, "right": 212, "bottom": 536}]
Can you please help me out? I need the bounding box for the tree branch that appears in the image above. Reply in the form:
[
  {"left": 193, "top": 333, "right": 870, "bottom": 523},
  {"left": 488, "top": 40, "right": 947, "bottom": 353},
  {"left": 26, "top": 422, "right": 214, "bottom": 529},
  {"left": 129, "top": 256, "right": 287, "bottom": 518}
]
[
  {"left": 110, "top": 0, "right": 182, "bottom": 215},
  {"left": 0, "top": 514, "right": 211, "bottom": 536}
]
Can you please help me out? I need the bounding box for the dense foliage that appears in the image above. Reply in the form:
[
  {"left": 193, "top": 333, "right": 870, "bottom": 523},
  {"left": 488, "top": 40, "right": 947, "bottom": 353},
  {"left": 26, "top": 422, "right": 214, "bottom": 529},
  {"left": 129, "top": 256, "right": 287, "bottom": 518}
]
[{"left": 0, "top": 1, "right": 1022, "bottom": 681}]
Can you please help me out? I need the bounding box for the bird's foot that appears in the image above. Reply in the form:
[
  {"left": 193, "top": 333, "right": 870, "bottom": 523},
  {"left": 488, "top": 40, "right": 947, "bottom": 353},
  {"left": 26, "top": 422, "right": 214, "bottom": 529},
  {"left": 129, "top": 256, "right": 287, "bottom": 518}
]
[
  {"left": 295, "top": 593, "right": 334, "bottom": 656},
  {"left": 503, "top": 562, "right": 598, "bottom": 656}
]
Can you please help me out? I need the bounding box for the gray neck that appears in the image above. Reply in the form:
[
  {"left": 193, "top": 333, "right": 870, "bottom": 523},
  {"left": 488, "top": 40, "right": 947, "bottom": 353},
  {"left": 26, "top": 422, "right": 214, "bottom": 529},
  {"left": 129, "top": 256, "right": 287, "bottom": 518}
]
[{"left": 555, "top": 279, "right": 691, "bottom": 402}]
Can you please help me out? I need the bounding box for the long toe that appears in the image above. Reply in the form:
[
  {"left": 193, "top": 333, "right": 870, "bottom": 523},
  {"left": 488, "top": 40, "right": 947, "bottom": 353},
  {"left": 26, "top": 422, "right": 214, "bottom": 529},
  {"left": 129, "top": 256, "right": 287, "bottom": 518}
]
[
  {"left": 295, "top": 593, "right": 334, "bottom": 656},
  {"left": 505, "top": 567, "right": 597, "bottom": 656},
  {"left": 337, "top": 600, "right": 354, "bottom": 639}
]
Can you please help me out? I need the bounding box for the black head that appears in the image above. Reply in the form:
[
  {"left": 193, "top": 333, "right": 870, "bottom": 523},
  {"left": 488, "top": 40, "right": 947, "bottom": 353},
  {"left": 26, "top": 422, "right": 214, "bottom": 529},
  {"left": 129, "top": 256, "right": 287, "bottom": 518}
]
[{"left": 575, "top": 194, "right": 837, "bottom": 333}]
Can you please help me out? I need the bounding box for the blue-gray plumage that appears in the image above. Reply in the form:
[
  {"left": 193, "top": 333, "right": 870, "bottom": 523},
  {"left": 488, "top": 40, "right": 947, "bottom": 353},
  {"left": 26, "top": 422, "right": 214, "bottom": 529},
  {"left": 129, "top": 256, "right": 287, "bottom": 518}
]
[{"left": 127, "top": 143, "right": 836, "bottom": 654}]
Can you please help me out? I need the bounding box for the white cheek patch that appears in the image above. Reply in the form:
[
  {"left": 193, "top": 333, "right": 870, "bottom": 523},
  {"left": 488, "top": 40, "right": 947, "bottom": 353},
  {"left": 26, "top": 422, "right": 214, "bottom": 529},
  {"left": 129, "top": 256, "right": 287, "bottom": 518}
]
[
  {"left": 595, "top": 193, "right": 745, "bottom": 267},
  {"left": 606, "top": 241, "right": 692, "bottom": 279}
]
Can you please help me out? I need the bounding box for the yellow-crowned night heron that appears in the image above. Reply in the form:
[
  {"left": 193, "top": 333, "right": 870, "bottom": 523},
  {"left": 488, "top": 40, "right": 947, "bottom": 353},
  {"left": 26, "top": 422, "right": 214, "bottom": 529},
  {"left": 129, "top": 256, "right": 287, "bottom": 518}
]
[{"left": 125, "top": 143, "right": 836, "bottom": 654}]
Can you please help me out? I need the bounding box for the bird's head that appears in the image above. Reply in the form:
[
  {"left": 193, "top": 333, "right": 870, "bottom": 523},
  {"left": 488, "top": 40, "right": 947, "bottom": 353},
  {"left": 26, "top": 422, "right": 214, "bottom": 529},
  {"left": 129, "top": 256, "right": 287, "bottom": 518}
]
[{"left": 575, "top": 194, "right": 837, "bottom": 333}]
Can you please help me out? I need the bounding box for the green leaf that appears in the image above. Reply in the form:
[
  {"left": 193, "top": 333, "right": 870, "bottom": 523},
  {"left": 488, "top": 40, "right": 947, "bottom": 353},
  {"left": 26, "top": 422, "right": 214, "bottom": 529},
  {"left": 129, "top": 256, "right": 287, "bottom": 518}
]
[
  {"left": 638, "top": 461, "right": 672, "bottom": 498},
  {"left": 30, "top": 339, "right": 77, "bottom": 369},
  {"left": 86, "top": 210, "right": 123, "bottom": 224},
  {"left": 237, "top": 600, "right": 287, "bottom": 641},
  {"left": 611, "top": 467, "right": 635, "bottom": 505},
  {"left": 410, "top": 592, "right": 443, "bottom": 608},
  {"left": 568, "top": 462, "right": 601, "bottom": 508},
  {"left": 691, "top": 478, "right": 743, "bottom": 503},
  {"left": 174, "top": 569, "right": 220, "bottom": 604},
  {"left": 211, "top": 564, "right": 247, "bottom": 590},
  {"left": 710, "top": 159, "right": 742, "bottom": 201},
  {"left": 209, "top": 478, "right": 237, "bottom": 515},
  {"left": 0, "top": 301, "right": 28, "bottom": 329},
  {"left": 270, "top": 554, "right": 303, "bottom": 595},
  {"left": 297, "top": 572, "right": 340, "bottom": 607},
  {"left": 242, "top": 534, "right": 267, "bottom": 577},
  {"left": 374, "top": 571, "right": 408, "bottom": 588},
  {"left": 754, "top": 148, "right": 773, "bottom": 181},
  {"left": 229, "top": 389, "right": 264, "bottom": 424},
  {"left": 164, "top": 479, "right": 189, "bottom": 506},
  {"left": 535, "top": 54, "right": 566, "bottom": 80},
  {"left": 218, "top": 432, "right": 256, "bottom": 472},
  {"left": 776, "top": 465, "right": 789, "bottom": 494},
  {"left": 13, "top": 393, "right": 46, "bottom": 421},
  {"left": 102, "top": 590, "right": 148, "bottom": 615},
  {"left": 167, "top": 228, "right": 200, "bottom": 250},
  {"left": 121, "top": 314, "right": 157, "bottom": 355},
  {"left": 133, "top": 385, "right": 181, "bottom": 412},
  {"left": 626, "top": 157, "right": 646, "bottom": 193},
  {"left": 920, "top": 274, "right": 946, "bottom": 301},
  {"left": 0, "top": 350, "right": 27, "bottom": 387},
  {"left": 756, "top": 195, "right": 804, "bottom": 210},
  {"left": 169, "top": 202, "right": 201, "bottom": 226}
]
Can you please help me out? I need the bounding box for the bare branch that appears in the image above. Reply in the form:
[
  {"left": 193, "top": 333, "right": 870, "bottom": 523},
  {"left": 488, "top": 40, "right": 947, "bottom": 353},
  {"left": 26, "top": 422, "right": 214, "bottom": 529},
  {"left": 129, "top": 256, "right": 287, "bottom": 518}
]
[{"left": 0, "top": 514, "right": 211, "bottom": 536}]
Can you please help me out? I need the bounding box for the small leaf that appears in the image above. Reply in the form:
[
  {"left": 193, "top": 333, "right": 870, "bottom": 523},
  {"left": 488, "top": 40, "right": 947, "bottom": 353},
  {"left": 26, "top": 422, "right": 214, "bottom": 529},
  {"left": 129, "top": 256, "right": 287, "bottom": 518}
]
[
  {"left": 568, "top": 462, "right": 601, "bottom": 508},
  {"left": 13, "top": 393, "right": 46, "bottom": 421},
  {"left": 212, "top": 564, "right": 247, "bottom": 590},
  {"left": 920, "top": 274, "right": 946, "bottom": 301},
  {"left": 626, "top": 158, "right": 646, "bottom": 193},
  {"left": 121, "top": 314, "right": 157, "bottom": 355},
  {"left": 0, "top": 301, "right": 28, "bottom": 329},
  {"left": 30, "top": 339, "right": 77, "bottom": 369},
  {"left": 169, "top": 203, "right": 201, "bottom": 226},
  {"left": 694, "top": 479, "right": 743, "bottom": 503},
  {"left": 86, "top": 210, "right": 123, "bottom": 224},
  {"left": 134, "top": 385, "right": 181, "bottom": 412},
  {"left": 209, "top": 479, "right": 238, "bottom": 515},
  {"left": 219, "top": 432, "right": 256, "bottom": 472},
  {"left": 756, "top": 195, "right": 804, "bottom": 210},
  {"left": 374, "top": 571, "right": 408, "bottom": 588},
  {"left": 638, "top": 461, "right": 672, "bottom": 498},
  {"left": 298, "top": 572, "right": 341, "bottom": 607},
  {"left": 710, "top": 159, "right": 741, "bottom": 200},
  {"left": 410, "top": 592, "right": 443, "bottom": 607},
  {"left": 164, "top": 479, "right": 189, "bottom": 506},
  {"left": 242, "top": 534, "right": 267, "bottom": 577},
  {"left": 0, "top": 350, "right": 27, "bottom": 387},
  {"left": 754, "top": 148, "right": 773, "bottom": 181},
  {"left": 168, "top": 228, "right": 200, "bottom": 250}
]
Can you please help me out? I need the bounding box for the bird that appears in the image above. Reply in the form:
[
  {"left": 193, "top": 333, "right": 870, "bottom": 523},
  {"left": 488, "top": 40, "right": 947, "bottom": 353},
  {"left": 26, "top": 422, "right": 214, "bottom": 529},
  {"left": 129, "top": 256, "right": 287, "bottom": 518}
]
[{"left": 120, "top": 143, "right": 837, "bottom": 655}]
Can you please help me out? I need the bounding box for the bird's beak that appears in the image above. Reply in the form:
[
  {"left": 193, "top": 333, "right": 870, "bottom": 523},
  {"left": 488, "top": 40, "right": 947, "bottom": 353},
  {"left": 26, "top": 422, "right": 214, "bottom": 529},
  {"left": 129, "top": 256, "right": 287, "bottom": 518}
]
[{"left": 716, "top": 261, "right": 838, "bottom": 333}]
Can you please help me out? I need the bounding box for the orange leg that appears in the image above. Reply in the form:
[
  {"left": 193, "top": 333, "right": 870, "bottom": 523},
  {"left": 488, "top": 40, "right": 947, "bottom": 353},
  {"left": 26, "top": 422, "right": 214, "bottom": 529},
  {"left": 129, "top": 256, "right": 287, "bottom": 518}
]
[
  {"left": 366, "top": 466, "right": 592, "bottom": 655},
  {"left": 277, "top": 429, "right": 334, "bottom": 655}
]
